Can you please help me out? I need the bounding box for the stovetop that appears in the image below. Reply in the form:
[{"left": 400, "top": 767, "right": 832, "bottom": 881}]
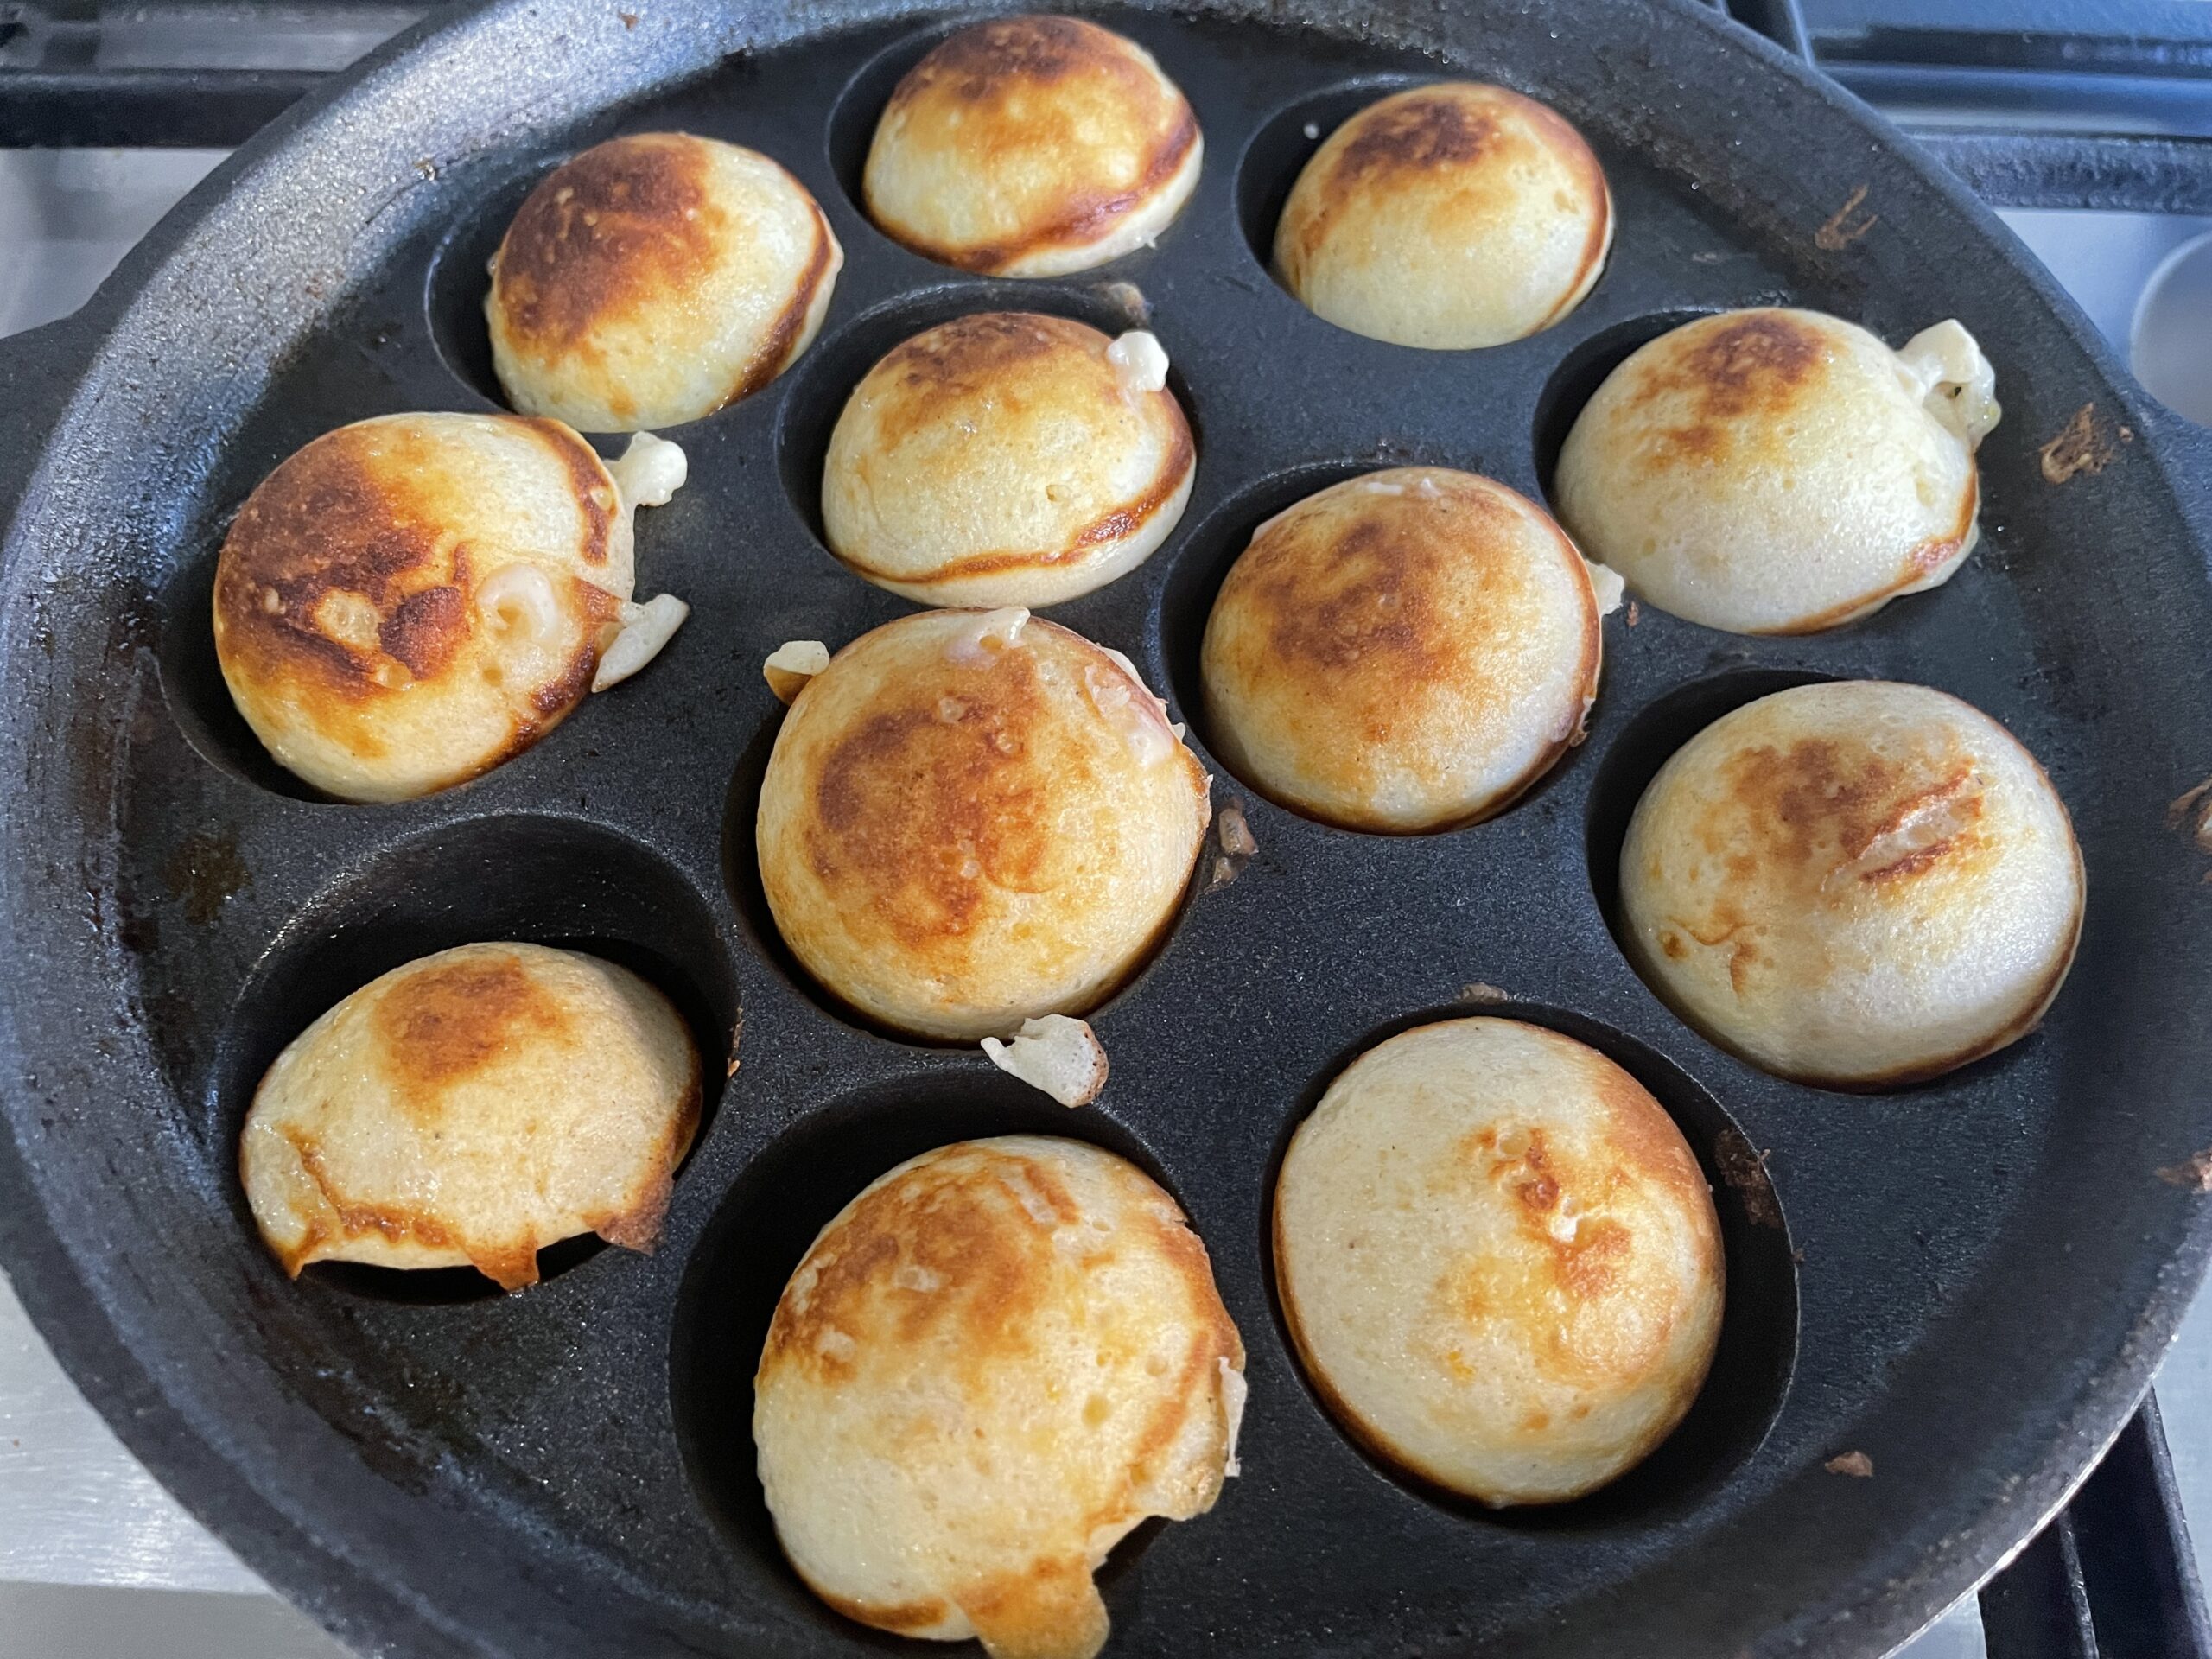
[{"left": 0, "top": 3, "right": 2207, "bottom": 1657}]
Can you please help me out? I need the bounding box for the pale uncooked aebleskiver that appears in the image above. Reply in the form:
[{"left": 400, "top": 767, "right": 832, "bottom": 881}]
[
  {"left": 864, "top": 15, "right": 1202, "bottom": 276},
  {"left": 1554, "top": 308, "right": 2000, "bottom": 634},
  {"left": 213, "top": 413, "right": 687, "bottom": 802},
  {"left": 1275, "top": 81, "right": 1612, "bottom": 348},
  {"left": 1274, "top": 1017, "right": 1723, "bottom": 1505},
  {"left": 756, "top": 608, "right": 1210, "bottom": 1040},
  {"left": 754, "top": 1135, "right": 1245, "bottom": 1659},
  {"left": 487, "top": 131, "right": 842, "bottom": 431},
  {"left": 1200, "top": 467, "right": 1610, "bottom": 832},
  {"left": 823, "top": 313, "right": 1192, "bottom": 607},
  {"left": 239, "top": 942, "right": 701, "bottom": 1291},
  {"left": 1618, "top": 680, "right": 2082, "bottom": 1086}
]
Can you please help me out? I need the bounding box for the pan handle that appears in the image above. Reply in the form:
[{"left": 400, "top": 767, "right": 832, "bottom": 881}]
[{"left": 1980, "top": 1395, "right": 2212, "bottom": 1659}]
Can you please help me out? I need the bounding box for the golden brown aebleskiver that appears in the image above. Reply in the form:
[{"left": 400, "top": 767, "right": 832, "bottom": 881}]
[
  {"left": 823, "top": 312, "right": 1193, "bottom": 607},
  {"left": 1554, "top": 308, "right": 2001, "bottom": 634},
  {"left": 1200, "top": 467, "right": 1607, "bottom": 832},
  {"left": 754, "top": 1135, "right": 1246, "bottom": 1659},
  {"left": 239, "top": 942, "right": 701, "bottom": 1291},
  {"left": 486, "top": 131, "right": 842, "bottom": 430},
  {"left": 212, "top": 412, "right": 687, "bottom": 802},
  {"left": 756, "top": 608, "right": 1209, "bottom": 1041},
  {"left": 1274, "top": 1017, "right": 1722, "bottom": 1506},
  {"left": 863, "top": 16, "right": 1202, "bottom": 276},
  {"left": 1275, "top": 81, "right": 1611, "bottom": 348},
  {"left": 1618, "top": 680, "right": 2082, "bottom": 1087}
]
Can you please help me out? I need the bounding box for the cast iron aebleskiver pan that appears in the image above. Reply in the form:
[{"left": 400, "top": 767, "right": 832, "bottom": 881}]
[{"left": 3, "top": 0, "right": 2212, "bottom": 1654}]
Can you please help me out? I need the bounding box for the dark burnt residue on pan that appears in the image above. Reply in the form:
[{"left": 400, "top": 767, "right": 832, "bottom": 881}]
[
  {"left": 1714, "top": 1127, "right": 1784, "bottom": 1230},
  {"left": 160, "top": 830, "right": 251, "bottom": 925}
]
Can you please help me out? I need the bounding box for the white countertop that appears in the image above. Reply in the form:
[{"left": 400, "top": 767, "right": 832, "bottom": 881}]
[{"left": 0, "top": 1273, "right": 262, "bottom": 1597}]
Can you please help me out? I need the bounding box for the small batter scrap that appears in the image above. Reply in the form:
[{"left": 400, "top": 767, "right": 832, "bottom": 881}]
[
  {"left": 1814, "top": 182, "right": 1877, "bottom": 251},
  {"left": 2039, "top": 402, "right": 2131, "bottom": 484},
  {"left": 2158, "top": 1151, "right": 2212, "bottom": 1193},
  {"left": 982, "top": 1014, "right": 1109, "bottom": 1107}
]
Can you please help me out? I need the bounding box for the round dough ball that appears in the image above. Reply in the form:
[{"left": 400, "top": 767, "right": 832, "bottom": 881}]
[
  {"left": 1554, "top": 308, "right": 2002, "bottom": 634},
  {"left": 1200, "top": 468, "right": 1602, "bottom": 832},
  {"left": 864, "top": 16, "right": 1202, "bottom": 277},
  {"left": 213, "top": 413, "right": 649, "bottom": 802},
  {"left": 239, "top": 942, "right": 701, "bottom": 1291},
  {"left": 1275, "top": 1017, "right": 1723, "bottom": 1506},
  {"left": 1618, "top": 681, "right": 2083, "bottom": 1088},
  {"left": 1274, "top": 82, "right": 1611, "bottom": 349},
  {"left": 757, "top": 608, "right": 1209, "bottom": 1040},
  {"left": 755, "top": 1135, "right": 1244, "bottom": 1659},
  {"left": 823, "top": 312, "right": 1194, "bottom": 607},
  {"left": 487, "top": 131, "right": 842, "bottom": 431}
]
